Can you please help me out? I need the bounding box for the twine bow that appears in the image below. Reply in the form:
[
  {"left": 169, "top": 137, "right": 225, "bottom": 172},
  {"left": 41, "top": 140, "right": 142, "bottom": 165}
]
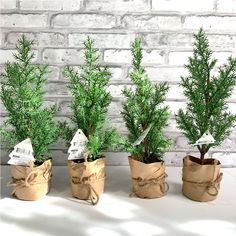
[
  {"left": 71, "top": 174, "right": 105, "bottom": 205},
  {"left": 130, "top": 173, "right": 169, "bottom": 197},
  {"left": 183, "top": 172, "right": 223, "bottom": 197},
  {"left": 8, "top": 166, "right": 52, "bottom": 197},
  {"left": 206, "top": 172, "right": 223, "bottom": 196}
]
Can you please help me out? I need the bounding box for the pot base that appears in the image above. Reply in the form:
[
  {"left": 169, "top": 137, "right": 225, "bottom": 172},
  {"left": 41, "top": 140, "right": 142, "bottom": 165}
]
[
  {"left": 182, "top": 155, "right": 223, "bottom": 202},
  {"left": 128, "top": 156, "right": 169, "bottom": 199},
  {"left": 68, "top": 158, "right": 105, "bottom": 205},
  {"left": 9, "top": 159, "right": 52, "bottom": 201}
]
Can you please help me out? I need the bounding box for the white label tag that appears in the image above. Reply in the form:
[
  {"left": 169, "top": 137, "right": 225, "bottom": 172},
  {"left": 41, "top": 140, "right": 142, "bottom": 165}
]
[
  {"left": 68, "top": 129, "right": 88, "bottom": 160},
  {"left": 8, "top": 138, "right": 35, "bottom": 166},
  {"left": 194, "top": 131, "right": 215, "bottom": 146},
  {"left": 133, "top": 124, "right": 152, "bottom": 146}
]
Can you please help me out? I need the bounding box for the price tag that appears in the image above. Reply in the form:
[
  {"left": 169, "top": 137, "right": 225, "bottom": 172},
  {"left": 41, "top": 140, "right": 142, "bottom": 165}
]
[
  {"left": 8, "top": 138, "right": 35, "bottom": 166},
  {"left": 194, "top": 131, "right": 215, "bottom": 146},
  {"left": 133, "top": 124, "right": 152, "bottom": 146},
  {"left": 68, "top": 129, "right": 88, "bottom": 160}
]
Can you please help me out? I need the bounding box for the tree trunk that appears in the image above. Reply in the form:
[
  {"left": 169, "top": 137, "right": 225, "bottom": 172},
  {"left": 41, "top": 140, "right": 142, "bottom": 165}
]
[
  {"left": 144, "top": 136, "right": 149, "bottom": 159},
  {"left": 200, "top": 152, "right": 205, "bottom": 161},
  {"left": 143, "top": 123, "right": 149, "bottom": 160},
  {"left": 200, "top": 145, "right": 206, "bottom": 163}
]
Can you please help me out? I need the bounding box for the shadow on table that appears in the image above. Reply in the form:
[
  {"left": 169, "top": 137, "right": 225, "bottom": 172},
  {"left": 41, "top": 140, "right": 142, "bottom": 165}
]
[
  {"left": 0, "top": 196, "right": 213, "bottom": 236},
  {"left": 0, "top": 165, "right": 12, "bottom": 199},
  {"left": 167, "top": 181, "right": 183, "bottom": 196},
  {"left": 1, "top": 166, "right": 236, "bottom": 236}
]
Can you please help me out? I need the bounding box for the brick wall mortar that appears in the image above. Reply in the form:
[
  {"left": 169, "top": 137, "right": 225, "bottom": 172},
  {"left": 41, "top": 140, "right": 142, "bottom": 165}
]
[{"left": 1, "top": 0, "right": 236, "bottom": 166}]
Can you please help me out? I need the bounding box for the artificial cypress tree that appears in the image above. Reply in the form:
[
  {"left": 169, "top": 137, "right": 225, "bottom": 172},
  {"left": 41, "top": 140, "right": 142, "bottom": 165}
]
[
  {"left": 176, "top": 28, "right": 236, "bottom": 161},
  {"left": 63, "top": 37, "right": 119, "bottom": 161},
  {"left": 0, "top": 35, "right": 62, "bottom": 163},
  {"left": 121, "top": 37, "right": 171, "bottom": 163}
]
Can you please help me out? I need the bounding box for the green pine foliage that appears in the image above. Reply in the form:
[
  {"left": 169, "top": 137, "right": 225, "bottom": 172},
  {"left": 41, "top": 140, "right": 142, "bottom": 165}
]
[
  {"left": 176, "top": 28, "right": 236, "bottom": 160},
  {"left": 0, "top": 35, "right": 62, "bottom": 162},
  {"left": 121, "top": 37, "right": 172, "bottom": 163},
  {"left": 63, "top": 37, "right": 119, "bottom": 161}
]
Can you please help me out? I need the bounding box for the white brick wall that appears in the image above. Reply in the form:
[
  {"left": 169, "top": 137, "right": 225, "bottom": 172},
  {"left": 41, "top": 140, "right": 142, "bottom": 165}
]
[
  {"left": 0, "top": 0, "right": 17, "bottom": 9},
  {"left": 121, "top": 15, "right": 182, "bottom": 30},
  {"left": 0, "top": 50, "right": 17, "bottom": 63},
  {"left": 7, "top": 32, "right": 66, "bottom": 47},
  {"left": 19, "top": 0, "right": 83, "bottom": 11},
  {"left": 52, "top": 14, "right": 116, "bottom": 28},
  {"left": 168, "top": 51, "right": 192, "bottom": 65},
  {"left": 84, "top": 0, "right": 151, "bottom": 12},
  {"left": 152, "top": 0, "right": 216, "bottom": 12},
  {"left": 0, "top": 14, "right": 48, "bottom": 28},
  {"left": 0, "top": 49, "right": 38, "bottom": 63},
  {"left": 68, "top": 33, "right": 134, "bottom": 48},
  {"left": 42, "top": 49, "right": 84, "bottom": 64},
  {"left": 183, "top": 16, "right": 236, "bottom": 30},
  {"left": 217, "top": 0, "right": 236, "bottom": 12},
  {"left": 104, "top": 49, "right": 165, "bottom": 64},
  {"left": 0, "top": 0, "right": 236, "bottom": 166}
]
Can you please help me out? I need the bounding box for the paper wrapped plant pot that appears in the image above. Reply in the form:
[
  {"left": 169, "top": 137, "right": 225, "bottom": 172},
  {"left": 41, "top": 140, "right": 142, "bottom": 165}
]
[
  {"left": 128, "top": 156, "right": 169, "bottom": 198},
  {"left": 8, "top": 159, "right": 52, "bottom": 201},
  {"left": 182, "top": 155, "right": 223, "bottom": 202},
  {"left": 68, "top": 157, "right": 105, "bottom": 205}
]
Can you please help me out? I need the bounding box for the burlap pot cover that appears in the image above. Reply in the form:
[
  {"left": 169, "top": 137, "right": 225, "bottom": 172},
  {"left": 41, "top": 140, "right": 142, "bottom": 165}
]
[
  {"left": 182, "top": 155, "right": 223, "bottom": 202},
  {"left": 68, "top": 158, "right": 105, "bottom": 205},
  {"left": 128, "top": 156, "right": 169, "bottom": 198},
  {"left": 9, "top": 159, "right": 52, "bottom": 201}
]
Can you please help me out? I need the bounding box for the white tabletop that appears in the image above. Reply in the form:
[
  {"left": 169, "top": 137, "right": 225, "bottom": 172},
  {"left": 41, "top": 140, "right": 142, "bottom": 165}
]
[{"left": 1, "top": 166, "right": 236, "bottom": 236}]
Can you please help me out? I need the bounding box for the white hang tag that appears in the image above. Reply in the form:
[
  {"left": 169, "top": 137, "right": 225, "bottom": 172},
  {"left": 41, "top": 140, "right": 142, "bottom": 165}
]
[
  {"left": 68, "top": 129, "right": 88, "bottom": 160},
  {"left": 8, "top": 138, "right": 35, "bottom": 166},
  {"left": 193, "top": 131, "right": 215, "bottom": 146},
  {"left": 68, "top": 148, "right": 85, "bottom": 160},
  {"left": 133, "top": 124, "right": 152, "bottom": 146}
]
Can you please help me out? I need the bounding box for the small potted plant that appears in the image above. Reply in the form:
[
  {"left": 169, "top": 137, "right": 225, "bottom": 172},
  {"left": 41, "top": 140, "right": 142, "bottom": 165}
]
[
  {"left": 63, "top": 37, "right": 119, "bottom": 205},
  {"left": 176, "top": 28, "right": 236, "bottom": 202},
  {"left": 0, "top": 35, "right": 62, "bottom": 201},
  {"left": 121, "top": 37, "right": 172, "bottom": 198}
]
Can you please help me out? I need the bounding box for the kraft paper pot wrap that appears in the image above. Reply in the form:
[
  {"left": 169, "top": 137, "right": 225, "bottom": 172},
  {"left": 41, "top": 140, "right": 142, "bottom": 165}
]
[
  {"left": 182, "top": 155, "right": 223, "bottom": 202},
  {"left": 68, "top": 157, "right": 105, "bottom": 205},
  {"left": 128, "top": 156, "right": 169, "bottom": 198},
  {"left": 9, "top": 159, "right": 52, "bottom": 201}
]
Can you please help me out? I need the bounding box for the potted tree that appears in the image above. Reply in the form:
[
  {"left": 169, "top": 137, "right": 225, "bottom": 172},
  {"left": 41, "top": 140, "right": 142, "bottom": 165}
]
[
  {"left": 63, "top": 37, "right": 119, "bottom": 205},
  {"left": 0, "top": 35, "right": 62, "bottom": 201},
  {"left": 176, "top": 28, "right": 236, "bottom": 202},
  {"left": 121, "top": 37, "right": 172, "bottom": 198}
]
